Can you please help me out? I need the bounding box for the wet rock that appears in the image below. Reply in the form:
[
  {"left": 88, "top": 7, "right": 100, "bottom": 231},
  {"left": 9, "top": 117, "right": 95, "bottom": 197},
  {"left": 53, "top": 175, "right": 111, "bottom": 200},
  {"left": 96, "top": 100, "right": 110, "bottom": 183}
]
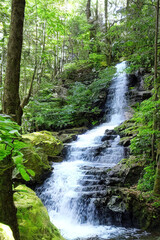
[
  {"left": 105, "top": 129, "right": 116, "bottom": 135},
  {"left": 105, "top": 177, "right": 122, "bottom": 186},
  {"left": 105, "top": 157, "right": 144, "bottom": 187},
  {"left": 128, "top": 89, "right": 152, "bottom": 105},
  {"left": 101, "top": 129, "right": 117, "bottom": 142},
  {"left": 101, "top": 135, "right": 117, "bottom": 141},
  {"left": 107, "top": 196, "right": 126, "bottom": 213}
]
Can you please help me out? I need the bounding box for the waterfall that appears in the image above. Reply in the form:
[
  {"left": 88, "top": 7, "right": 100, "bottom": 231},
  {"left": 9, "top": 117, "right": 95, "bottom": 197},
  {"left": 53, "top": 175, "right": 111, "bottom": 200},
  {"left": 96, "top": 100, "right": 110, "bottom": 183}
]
[{"left": 36, "top": 62, "right": 141, "bottom": 239}]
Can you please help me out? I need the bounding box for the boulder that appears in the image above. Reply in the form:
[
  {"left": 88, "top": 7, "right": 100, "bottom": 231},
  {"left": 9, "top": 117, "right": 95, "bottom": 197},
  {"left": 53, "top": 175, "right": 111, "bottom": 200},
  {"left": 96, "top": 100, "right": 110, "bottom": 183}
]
[
  {"left": 14, "top": 185, "right": 64, "bottom": 240},
  {"left": 22, "top": 131, "right": 63, "bottom": 157},
  {"left": 17, "top": 131, "right": 63, "bottom": 184},
  {"left": 20, "top": 145, "right": 52, "bottom": 184},
  {"left": 106, "top": 157, "right": 144, "bottom": 187},
  {"left": 0, "top": 223, "right": 15, "bottom": 240}
]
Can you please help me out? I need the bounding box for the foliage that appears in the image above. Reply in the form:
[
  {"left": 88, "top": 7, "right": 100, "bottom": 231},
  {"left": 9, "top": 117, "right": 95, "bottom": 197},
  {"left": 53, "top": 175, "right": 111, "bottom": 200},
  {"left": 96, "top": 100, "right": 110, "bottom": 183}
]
[
  {"left": 0, "top": 0, "right": 157, "bottom": 114},
  {"left": 0, "top": 115, "right": 35, "bottom": 181},
  {"left": 130, "top": 97, "right": 160, "bottom": 158},
  {"left": 137, "top": 163, "right": 156, "bottom": 192},
  {"left": 109, "top": 1, "right": 155, "bottom": 70},
  {"left": 128, "top": 97, "right": 160, "bottom": 192},
  {"left": 89, "top": 53, "right": 107, "bottom": 67},
  {"left": 23, "top": 65, "right": 116, "bottom": 131}
]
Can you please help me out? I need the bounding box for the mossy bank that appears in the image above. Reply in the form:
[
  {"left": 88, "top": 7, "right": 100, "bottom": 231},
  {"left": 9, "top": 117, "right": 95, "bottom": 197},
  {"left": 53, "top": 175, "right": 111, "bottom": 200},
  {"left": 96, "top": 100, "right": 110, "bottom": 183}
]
[{"left": 14, "top": 185, "right": 64, "bottom": 240}]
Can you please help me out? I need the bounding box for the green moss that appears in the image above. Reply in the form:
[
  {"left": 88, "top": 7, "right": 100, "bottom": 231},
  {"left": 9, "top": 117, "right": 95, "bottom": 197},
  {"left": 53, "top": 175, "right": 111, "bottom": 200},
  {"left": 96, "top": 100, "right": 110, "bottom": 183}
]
[
  {"left": 114, "top": 119, "right": 138, "bottom": 137},
  {"left": 22, "top": 131, "right": 63, "bottom": 157},
  {"left": 21, "top": 146, "right": 51, "bottom": 183},
  {"left": 117, "top": 188, "right": 160, "bottom": 230},
  {"left": 0, "top": 223, "right": 15, "bottom": 240},
  {"left": 14, "top": 131, "right": 64, "bottom": 184},
  {"left": 14, "top": 185, "right": 64, "bottom": 240}
]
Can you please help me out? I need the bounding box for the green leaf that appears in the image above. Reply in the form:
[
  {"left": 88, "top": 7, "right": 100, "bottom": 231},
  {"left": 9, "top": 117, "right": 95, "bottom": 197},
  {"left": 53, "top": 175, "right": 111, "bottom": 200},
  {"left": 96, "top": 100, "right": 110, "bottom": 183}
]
[
  {"left": 18, "top": 167, "right": 30, "bottom": 181},
  {"left": 27, "top": 169, "right": 35, "bottom": 177},
  {"left": 9, "top": 130, "right": 21, "bottom": 136},
  {"left": 12, "top": 155, "right": 23, "bottom": 165}
]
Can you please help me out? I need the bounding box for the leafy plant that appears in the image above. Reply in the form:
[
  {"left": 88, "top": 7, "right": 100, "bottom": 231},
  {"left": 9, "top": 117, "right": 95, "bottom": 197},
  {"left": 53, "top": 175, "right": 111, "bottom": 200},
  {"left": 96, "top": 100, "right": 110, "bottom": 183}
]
[
  {"left": 23, "top": 65, "right": 116, "bottom": 131},
  {"left": 130, "top": 97, "right": 160, "bottom": 158},
  {"left": 127, "top": 96, "right": 160, "bottom": 192},
  {"left": 0, "top": 115, "right": 35, "bottom": 181},
  {"left": 137, "top": 163, "right": 156, "bottom": 192}
]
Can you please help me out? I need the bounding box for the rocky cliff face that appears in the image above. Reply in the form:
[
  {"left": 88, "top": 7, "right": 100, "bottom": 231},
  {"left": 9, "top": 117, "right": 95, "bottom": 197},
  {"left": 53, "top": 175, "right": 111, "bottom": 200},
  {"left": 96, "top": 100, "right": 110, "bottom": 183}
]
[{"left": 126, "top": 71, "right": 152, "bottom": 107}]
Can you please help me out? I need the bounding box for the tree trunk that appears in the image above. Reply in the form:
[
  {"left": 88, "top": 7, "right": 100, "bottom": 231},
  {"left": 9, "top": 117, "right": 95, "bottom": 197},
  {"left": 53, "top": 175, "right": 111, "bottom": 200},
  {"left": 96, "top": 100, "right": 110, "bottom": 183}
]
[
  {"left": 0, "top": 26, "right": 7, "bottom": 100},
  {"left": 2, "top": 0, "right": 25, "bottom": 125},
  {"left": 104, "top": 0, "right": 108, "bottom": 30},
  {"left": 104, "top": 0, "right": 112, "bottom": 64},
  {"left": 126, "top": 0, "right": 129, "bottom": 10},
  {"left": 95, "top": 0, "right": 98, "bottom": 21},
  {"left": 86, "top": 0, "right": 91, "bottom": 21},
  {"left": 0, "top": 158, "right": 20, "bottom": 240},
  {"left": 154, "top": 144, "right": 160, "bottom": 194},
  {"left": 153, "top": 0, "right": 160, "bottom": 195}
]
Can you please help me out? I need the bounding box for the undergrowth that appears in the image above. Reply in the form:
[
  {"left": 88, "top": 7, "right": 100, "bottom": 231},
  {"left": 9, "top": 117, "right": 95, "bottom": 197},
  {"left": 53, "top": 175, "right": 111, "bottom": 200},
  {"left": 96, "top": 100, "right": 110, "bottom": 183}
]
[
  {"left": 23, "top": 65, "right": 116, "bottom": 132},
  {"left": 129, "top": 97, "right": 160, "bottom": 192}
]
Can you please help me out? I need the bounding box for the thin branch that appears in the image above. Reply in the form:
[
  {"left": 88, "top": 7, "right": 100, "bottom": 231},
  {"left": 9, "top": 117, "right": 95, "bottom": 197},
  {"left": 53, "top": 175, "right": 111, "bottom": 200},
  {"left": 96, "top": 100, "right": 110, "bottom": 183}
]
[{"left": 20, "top": 65, "right": 37, "bottom": 109}]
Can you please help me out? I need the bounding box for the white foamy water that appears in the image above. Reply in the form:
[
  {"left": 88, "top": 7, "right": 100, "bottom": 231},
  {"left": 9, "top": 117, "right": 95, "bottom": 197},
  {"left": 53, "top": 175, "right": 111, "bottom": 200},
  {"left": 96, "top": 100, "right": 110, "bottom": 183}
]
[{"left": 36, "top": 62, "right": 142, "bottom": 239}]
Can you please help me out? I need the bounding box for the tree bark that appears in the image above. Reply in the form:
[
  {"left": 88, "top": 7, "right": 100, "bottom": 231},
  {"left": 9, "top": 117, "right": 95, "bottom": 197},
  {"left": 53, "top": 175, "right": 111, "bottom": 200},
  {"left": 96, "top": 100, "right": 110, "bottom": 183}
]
[
  {"left": 153, "top": 0, "right": 160, "bottom": 195},
  {"left": 86, "top": 0, "right": 91, "bottom": 21},
  {"left": 95, "top": 0, "right": 98, "bottom": 21},
  {"left": 0, "top": 157, "right": 20, "bottom": 240},
  {"left": 104, "top": 0, "right": 112, "bottom": 64},
  {"left": 104, "top": 0, "right": 108, "bottom": 30},
  {"left": 154, "top": 144, "right": 160, "bottom": 194},
  {"left": 2, "top": 0, "right": 25, "bottom": 125}
]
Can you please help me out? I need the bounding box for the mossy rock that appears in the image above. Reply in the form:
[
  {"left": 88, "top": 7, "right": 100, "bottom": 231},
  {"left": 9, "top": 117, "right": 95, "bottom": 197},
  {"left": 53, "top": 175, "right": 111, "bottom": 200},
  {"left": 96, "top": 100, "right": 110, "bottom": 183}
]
[
  {"left": 119, "top": 188, "right": 160, "bottom": 230},
  {"left": 0, "top": 223, "right": 15, "bottom": 240},
  {"left": 114, "top": 119, "right": 138, "bottom": 138},
  {"left": 17, "top": 131, "right": 63, "bottom": 184},
  {"left": 14, "top": 185, "right": 64, "bottom": 240},
  {"left": 21, "top": 145, "right": 52, "bottom": 184},
  {"left": 22, "top": 131, "right": 63, "bottom": 157},
  {"left": 55, "top": 127, "right": 88, "bottom": 143}
]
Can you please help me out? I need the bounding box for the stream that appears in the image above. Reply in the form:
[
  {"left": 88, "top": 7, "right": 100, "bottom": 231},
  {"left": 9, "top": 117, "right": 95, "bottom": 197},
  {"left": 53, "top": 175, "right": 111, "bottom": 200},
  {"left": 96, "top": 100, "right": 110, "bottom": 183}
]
[{"left": 36, "top": 62, "right": 158, "bottom": 240}]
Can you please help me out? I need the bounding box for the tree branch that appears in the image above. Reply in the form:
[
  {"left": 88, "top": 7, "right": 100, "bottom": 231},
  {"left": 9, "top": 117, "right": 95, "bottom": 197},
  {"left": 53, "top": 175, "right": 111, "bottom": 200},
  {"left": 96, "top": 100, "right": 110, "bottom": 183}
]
[{"left": 20, "top": 65, "right": 37, "bottom": 109}]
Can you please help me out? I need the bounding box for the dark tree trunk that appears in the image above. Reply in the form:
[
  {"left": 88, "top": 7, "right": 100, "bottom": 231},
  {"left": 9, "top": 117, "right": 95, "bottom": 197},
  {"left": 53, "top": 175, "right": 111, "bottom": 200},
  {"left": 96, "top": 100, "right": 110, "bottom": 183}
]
[
  {"left": 95, "top": 0, "right": 98, "bottom": 21},
  {"left": 126, "top": 0, "right": 129, "bottom": 10},
  {"left": 1, "top": 0, "right": 25, "bottom": 238},
  {"left": 153, "top": 0, "right": 160, "bottom": 195},
  {"left": 104, "top": 0, "right": 108, "bottom": 30},
  {"left": 104, "top": 0, "right": 111, "bottom": 64},
  {"left": 2, "top": 0, "right": 25, "bottom": 125},
  {"left": 86, "top": 0, "right": 91, "bottom": 21},
  {"left": 0, "top": 158, "right": 20, "bottom": 240}
]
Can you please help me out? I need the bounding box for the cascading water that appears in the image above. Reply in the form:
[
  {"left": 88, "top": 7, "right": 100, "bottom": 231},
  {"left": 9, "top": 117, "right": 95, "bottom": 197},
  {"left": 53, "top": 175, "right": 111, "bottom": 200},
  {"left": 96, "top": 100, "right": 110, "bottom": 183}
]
[{"left": 36, "top": 62, "right": 147, "bottom": 239}]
